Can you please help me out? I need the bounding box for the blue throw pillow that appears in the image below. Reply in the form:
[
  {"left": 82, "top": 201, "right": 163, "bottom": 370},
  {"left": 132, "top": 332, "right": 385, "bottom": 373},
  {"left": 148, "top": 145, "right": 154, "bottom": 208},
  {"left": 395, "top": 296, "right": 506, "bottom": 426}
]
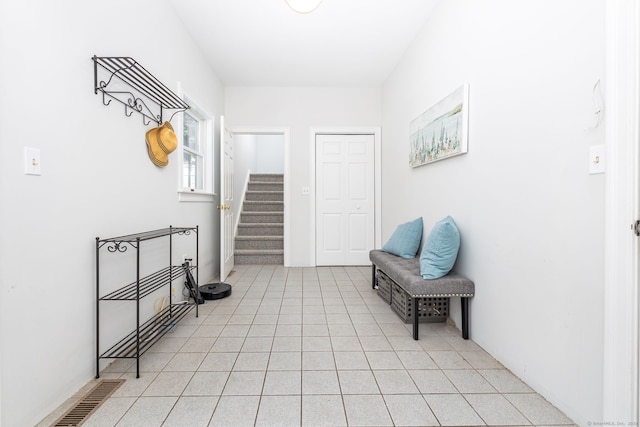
[
  {"left": 382, "top": 217, "right": 423, "bottom": 258},
  {"left": 420, "top": 216, "right": 460, "bottom": 279}
]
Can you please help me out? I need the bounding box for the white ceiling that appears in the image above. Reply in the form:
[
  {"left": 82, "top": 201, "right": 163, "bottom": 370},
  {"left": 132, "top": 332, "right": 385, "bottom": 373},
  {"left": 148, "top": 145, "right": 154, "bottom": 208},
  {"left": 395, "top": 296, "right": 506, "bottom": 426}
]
[{"left": 169, "top": 0, "right": 441, "bottom": 87}]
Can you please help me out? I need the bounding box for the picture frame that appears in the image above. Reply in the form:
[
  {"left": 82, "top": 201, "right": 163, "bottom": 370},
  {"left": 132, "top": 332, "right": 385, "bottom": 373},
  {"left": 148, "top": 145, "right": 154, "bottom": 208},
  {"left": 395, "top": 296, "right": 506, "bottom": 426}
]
[{"left": 409, "top": 84, "right": 469, "bottom": 167}]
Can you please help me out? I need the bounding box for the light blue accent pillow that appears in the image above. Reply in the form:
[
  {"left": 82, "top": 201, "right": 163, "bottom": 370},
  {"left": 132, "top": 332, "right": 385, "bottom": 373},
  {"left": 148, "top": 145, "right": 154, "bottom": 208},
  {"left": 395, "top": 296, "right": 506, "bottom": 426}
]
[
  {"left": 382, "top": 217, "right": 423, "bottom": 258},
  {"left": 420, "top": 216, "right": 461, "bottom": 279}
]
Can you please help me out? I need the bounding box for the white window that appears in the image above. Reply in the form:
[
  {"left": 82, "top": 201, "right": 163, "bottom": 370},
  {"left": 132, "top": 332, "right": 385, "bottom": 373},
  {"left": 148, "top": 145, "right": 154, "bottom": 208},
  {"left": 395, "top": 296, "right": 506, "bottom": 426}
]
[
  {"left": 176, "top": 86, "right": 214, "bottom": 202},
  {"left": 183, "top": 111, "right": 204, "bottom": 190}
]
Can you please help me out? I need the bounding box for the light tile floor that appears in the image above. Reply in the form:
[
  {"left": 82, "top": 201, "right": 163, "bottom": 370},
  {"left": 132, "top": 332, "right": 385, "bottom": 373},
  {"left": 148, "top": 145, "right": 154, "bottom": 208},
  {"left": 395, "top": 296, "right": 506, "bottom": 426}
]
[{"left": 40, "top": 265, "right": 577, "bottom": 427}]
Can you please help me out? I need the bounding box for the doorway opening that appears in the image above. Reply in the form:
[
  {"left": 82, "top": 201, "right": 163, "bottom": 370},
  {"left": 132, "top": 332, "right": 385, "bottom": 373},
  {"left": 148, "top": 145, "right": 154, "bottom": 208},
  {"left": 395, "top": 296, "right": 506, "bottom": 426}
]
[{"left": 231, "top": 128, "right": 290, "bottom": 267}]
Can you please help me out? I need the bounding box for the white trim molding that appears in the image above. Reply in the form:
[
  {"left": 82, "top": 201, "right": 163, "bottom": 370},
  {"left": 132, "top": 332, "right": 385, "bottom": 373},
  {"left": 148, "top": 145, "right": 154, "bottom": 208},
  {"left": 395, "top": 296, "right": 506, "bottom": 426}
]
[
  {"left": 604, "top": 0, "right": 639, "bottom": 422},
  {"left": 175, "top": 82, "right": 215, "bottom": 201},
  {"left": 234, "top": 169, "right": 253, "bottom": 243},
  {"left": 177, "top": 191, "right": 215, "bottom": 203}
]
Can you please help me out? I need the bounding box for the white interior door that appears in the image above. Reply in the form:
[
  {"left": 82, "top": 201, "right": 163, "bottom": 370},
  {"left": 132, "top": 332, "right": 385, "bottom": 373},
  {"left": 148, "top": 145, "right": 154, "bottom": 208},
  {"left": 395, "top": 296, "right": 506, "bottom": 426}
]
[
  {"left": 315, "top": 134, "right": 375, "bottom": 266},
  {"left": 603, "top": 1, "right": 640, "bottom": 420},
  {"left": 219, "top": 117, "right": 234, "bottom": 281}
]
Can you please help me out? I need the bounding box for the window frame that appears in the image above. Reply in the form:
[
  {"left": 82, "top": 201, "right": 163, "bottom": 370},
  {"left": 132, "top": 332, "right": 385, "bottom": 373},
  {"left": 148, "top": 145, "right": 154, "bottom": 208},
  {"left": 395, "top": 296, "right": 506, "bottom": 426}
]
[{"left": 175, "top": 84, "right": 215, "bottom": 202}]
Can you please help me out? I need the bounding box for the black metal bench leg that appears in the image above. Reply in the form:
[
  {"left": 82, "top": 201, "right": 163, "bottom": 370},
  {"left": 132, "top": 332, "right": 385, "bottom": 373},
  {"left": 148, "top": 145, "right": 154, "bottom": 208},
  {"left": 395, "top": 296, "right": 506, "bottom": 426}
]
[
  {"left": 413, "top": 297, "right": 419, "bottom": 340},
  {"left": 461, "top": 297, "right": 469, "bottom": 340},
  {"left": 371, "top": 264, "right": 376, "bottom": 289}
]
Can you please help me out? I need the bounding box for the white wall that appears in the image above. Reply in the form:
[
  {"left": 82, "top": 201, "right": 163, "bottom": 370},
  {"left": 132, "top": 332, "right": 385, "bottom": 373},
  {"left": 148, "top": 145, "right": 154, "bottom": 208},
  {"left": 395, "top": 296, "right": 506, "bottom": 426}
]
[
  {"left": 255, "top": 135, "right": 285, "bottom": 174},
  {"left": 233, "top": 134, "right": 258, "bottom": 227},
  {"left": 0, "top": 1, "right": 224, "bottom": 425},
  {"left": 225, "top": 87, "right": 382, "bottom": 266},
  {"left": 234, "top": 134, "right": 285, "bottom": 178},
  {"left": 381, "top": 0, "right": 605, "bottom": 424}
]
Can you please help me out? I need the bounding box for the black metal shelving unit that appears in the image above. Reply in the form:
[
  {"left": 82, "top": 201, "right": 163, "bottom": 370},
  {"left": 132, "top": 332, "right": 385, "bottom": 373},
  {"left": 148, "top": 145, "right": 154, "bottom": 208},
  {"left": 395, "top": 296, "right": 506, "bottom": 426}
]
[
  {"left": 92, "top": 56, "right": 189, "bottom": 126},
  {"left": 96, "top": 226, "right": 199, "bottom": 378}
]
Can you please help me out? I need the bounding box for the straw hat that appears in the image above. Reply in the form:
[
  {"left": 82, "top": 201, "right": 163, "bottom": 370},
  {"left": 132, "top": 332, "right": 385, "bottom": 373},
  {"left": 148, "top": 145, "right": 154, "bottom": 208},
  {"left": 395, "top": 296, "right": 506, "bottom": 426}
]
[
  {"left": 145, "top": 121, "right": 177, "bottom": 167},
  {"left": 158, "top": 121, "right": 178, "bottom": 154}
]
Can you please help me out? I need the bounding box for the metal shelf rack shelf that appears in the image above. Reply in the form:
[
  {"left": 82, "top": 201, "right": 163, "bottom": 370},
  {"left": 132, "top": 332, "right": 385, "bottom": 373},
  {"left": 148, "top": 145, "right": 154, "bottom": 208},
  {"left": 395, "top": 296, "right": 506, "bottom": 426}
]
[
  {"left": 92, "top": 56, "right": 189, "bottom": 126},
  {"left": 99, "top": 303, "right": 193, "bottom": 359},
  {"left": 96, "top": 226, "right": 199, "bottom": 378},
  {"left": 100, "top": 265, "right": 193, "bottom": 301}
]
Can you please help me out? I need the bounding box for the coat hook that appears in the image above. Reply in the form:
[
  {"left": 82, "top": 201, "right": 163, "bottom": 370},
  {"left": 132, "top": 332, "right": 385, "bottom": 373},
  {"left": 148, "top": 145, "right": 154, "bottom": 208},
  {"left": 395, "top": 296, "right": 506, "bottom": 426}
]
[
  {"left": 586, "top": 79, "right": 604, "bottom": 130},
  {"left": 101, "top": 91, "right": 112, "bottom": 106}
]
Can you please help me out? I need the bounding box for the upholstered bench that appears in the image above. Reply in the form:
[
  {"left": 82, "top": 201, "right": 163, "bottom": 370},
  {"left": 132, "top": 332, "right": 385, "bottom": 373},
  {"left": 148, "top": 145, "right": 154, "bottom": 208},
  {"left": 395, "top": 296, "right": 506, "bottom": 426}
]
[{"left": 369, "top": 249, "right": 474, "bottom": 340}]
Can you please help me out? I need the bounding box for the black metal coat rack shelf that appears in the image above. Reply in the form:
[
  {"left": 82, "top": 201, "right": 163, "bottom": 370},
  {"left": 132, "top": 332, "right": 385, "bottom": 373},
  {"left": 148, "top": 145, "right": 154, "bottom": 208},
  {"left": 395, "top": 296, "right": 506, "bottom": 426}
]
[
  {"left": 95, "top": 226, "right": 199, "bottom": 379},
  {"left": 93, "top": 56, "right": 189, "bottom": 126}
]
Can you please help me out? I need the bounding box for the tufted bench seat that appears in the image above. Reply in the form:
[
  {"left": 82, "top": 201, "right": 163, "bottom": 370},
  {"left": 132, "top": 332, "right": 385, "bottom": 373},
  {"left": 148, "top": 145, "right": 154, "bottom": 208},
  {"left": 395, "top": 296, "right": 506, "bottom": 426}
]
[{"left": 369, "top": 249, "right": 474, "bottom": 340}]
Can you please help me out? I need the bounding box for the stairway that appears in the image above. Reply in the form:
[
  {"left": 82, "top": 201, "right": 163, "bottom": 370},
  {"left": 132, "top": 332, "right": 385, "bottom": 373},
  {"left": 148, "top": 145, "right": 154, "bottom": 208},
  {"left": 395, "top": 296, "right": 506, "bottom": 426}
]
[{"left": 234, "top": 174, "right": 284, "bottom": 265}]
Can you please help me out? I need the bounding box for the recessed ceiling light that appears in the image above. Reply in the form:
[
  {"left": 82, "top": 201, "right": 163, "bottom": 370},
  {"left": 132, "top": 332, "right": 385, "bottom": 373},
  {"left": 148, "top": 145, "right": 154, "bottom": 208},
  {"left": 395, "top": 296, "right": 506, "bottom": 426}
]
[{"left": 285, "top": 0, "right": 323, "bottom": 14}]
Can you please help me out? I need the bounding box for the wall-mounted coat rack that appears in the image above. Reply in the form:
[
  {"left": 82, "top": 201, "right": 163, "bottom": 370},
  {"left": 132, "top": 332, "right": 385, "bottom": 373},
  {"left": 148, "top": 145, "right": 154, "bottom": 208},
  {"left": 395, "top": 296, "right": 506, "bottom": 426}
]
[{"left": 93, "top": 56, "right": 189, "bottom": 126}]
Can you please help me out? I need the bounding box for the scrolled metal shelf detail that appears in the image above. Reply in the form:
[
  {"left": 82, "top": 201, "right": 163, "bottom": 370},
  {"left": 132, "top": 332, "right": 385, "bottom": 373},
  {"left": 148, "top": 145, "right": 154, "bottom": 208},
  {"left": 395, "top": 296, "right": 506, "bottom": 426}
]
[
  {"left": 106, "top": 242, "right": 126, "bottom": 253},
  {"left": 105, "top": 241, "right": 137, "bottom": 253}
]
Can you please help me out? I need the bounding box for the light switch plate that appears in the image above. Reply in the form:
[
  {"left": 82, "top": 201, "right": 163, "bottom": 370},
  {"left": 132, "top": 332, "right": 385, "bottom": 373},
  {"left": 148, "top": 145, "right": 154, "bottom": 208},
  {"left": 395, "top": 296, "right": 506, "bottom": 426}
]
[
  {"left": 589, "top": 145, "right": 605, "bottom": 175},
  {"left": 24, "top": 147, "right": 41, "bottom": 175}
]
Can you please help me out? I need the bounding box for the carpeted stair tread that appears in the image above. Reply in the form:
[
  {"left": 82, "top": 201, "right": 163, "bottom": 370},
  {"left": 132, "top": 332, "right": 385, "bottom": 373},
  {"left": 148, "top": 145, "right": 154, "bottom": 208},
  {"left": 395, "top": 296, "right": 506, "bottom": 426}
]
[{"left": 235, "top": 174, "right": 285, "bottom": 265}]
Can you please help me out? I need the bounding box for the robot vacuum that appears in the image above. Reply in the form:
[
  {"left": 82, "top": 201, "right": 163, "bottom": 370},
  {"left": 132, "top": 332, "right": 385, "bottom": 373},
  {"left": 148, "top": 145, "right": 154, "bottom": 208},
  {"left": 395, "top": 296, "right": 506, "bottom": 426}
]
[{"left": 198, "top": 282, "right": 232, "bottom": 300}]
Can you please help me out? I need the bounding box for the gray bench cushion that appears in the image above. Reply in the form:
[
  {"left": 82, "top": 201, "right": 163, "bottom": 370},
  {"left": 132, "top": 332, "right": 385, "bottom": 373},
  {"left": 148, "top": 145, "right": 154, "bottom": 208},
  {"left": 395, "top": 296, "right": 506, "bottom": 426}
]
[{"left": 369, "top": 250, "right": 474, "bottom": 298}]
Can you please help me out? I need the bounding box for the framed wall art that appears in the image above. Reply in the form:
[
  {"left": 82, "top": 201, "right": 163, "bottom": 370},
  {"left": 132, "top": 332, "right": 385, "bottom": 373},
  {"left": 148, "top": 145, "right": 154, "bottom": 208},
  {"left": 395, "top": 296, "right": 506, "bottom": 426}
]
[{"left": 409, "top": 84, "right": 469, "bottom": 167}]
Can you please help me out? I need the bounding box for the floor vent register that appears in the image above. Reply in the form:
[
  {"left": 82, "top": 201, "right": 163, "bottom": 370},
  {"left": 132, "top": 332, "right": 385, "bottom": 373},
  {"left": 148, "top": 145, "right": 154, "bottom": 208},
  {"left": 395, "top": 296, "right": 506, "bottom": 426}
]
[{"left": 52, "top": 379, "right": 125, "bottom": 426}]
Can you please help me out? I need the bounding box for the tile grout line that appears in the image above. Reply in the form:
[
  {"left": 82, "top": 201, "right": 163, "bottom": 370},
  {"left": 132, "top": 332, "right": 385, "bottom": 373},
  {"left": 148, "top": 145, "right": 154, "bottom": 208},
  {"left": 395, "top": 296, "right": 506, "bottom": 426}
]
[{"left": 84, "top": 265, "right": 576, "bottom": 427}]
